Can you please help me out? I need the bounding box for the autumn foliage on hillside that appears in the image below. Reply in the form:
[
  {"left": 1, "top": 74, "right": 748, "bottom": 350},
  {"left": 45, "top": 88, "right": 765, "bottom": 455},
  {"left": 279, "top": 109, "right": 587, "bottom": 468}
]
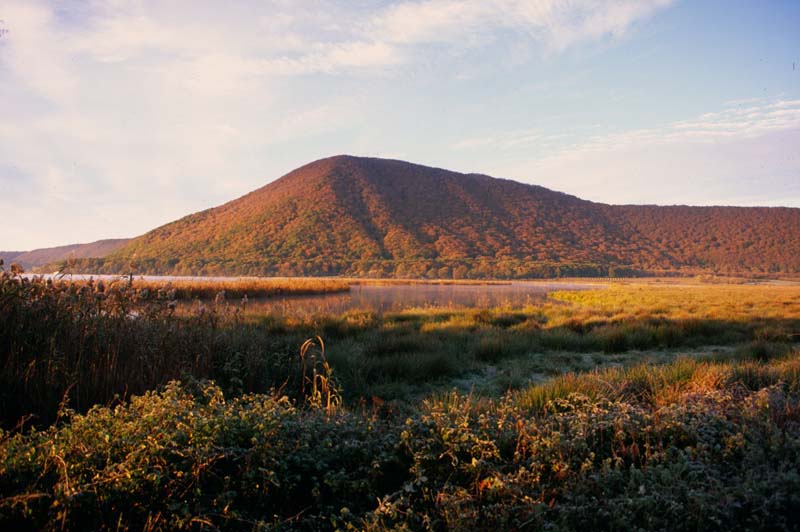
[
  {"left": 614, "top": 205, "right": 800, "bottom": 275},
  {"left": 64, "top": 156, "right": 800, "bottom": 278}
]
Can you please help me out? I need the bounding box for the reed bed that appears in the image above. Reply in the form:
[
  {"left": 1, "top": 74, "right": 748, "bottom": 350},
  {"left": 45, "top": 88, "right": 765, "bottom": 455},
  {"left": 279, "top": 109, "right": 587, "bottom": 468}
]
[
  {"left": 135, "top": 276, "right": 351, "bottom": 299},
  {"left": 5, "top": 273, "right": 800, "bottom": 426},
  {"left": 0, "top": 272, "right": 319, "bottom": 427},
  {"left": 49, "top": 276, "right": 351, "bottom": 299}
]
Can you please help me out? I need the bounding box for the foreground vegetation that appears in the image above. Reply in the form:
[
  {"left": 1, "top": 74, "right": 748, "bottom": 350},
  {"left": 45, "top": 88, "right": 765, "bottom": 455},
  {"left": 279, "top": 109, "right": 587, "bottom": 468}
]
[
  {"left": 2, "top": 354, "right": 799, "bottom": 530},
  {"left": 3, "top": 270, "right": 800, "bottom": 529}
]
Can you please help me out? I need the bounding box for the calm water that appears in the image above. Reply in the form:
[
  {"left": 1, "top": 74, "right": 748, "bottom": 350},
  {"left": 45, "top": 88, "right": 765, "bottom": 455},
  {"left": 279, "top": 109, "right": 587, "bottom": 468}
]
[
  {"left": 240, "top": 282, "right": 593, "bottom": 316},
  {"left": 24, "top": 274, "right": 595, "bottom": 316}
]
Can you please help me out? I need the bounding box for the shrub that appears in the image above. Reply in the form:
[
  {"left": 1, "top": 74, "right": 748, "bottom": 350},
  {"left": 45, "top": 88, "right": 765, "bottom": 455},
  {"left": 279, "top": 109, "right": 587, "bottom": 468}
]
[
  {"left": 3, "top": 355, "right": 800, "bottom": 530},
  {"left": 0, "top": 382, "right": 405, "bottom": 530}
]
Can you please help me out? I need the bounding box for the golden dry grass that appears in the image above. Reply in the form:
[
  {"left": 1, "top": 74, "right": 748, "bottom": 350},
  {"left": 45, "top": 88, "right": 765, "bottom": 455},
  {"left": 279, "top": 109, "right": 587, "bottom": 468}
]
[
  {"left": 136, "top": 277, "right": 352, "bottom": 299},
  {"left": 349, "top": 278, "right": 512, "bottom": 286},
  {"left": 548, "top": 283, "right": 800, "bottom": 324},
  {"left": 61, "top": 276, "right": 352, "bottom": 299}
]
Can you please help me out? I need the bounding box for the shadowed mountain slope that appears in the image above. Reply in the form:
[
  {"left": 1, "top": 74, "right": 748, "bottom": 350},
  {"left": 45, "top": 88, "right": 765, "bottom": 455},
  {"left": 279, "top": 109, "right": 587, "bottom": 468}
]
[{"left": 68, "top": 155, "right": 800, "bottom": 278}]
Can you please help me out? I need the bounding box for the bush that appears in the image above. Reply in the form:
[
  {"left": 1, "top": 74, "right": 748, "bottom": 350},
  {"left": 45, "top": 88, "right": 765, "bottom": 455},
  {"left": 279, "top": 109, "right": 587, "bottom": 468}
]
[
  {"left": 3, "top": 354, "right": 800, "bottom": 530},
  {"left": 0, "top": 382, "right": 406, "bottom": 531}
]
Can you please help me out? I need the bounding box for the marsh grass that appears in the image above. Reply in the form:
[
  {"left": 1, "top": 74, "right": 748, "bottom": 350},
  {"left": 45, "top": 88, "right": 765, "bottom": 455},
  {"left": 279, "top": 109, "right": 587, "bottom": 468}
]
[
  {"left": 91, "top": 276, "right": 351, "bottom": 299},
  {"left": 515, "top": 353, "right": 800, "bottom": 413},
  {"left": 4, "top": 270, "right": 800, "bottom": 529},
  {"left": 4, "top": 275, "right": 800, "bottom": 424},
  {"left": 295, "top": 337, "right": 341, "bottom": 415},
  {"left": 0, "top": 272, "right": 309, "bottom": 426}
]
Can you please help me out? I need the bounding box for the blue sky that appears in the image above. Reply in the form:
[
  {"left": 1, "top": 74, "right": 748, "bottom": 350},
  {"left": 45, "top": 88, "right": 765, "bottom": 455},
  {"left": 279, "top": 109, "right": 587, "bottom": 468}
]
[{"left": 1, "top": 0, "right": 798, "bottom": 249}]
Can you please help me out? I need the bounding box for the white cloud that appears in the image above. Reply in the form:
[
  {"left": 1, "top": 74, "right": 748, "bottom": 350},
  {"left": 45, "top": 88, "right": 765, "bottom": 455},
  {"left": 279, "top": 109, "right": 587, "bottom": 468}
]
[
  {"left": 0, "top": 2, "right": 77, "bottom": 103},
  {"left": 0, "top": 0, "right": 677, "bottom": 248},
  {"left": 259, "top": 41, "right": 406, "bottom": 75},
  {"left": 370, "top": 0, "right": 673, "bottom": 52},
  {"left": 572, "top": 98, "right": 800, "bottom": 152},
  {"left": 493, "top": 99, "right": 800, "bottom": 206},
  {"left": 451, "top": 129, "right": 568, "bottom": 150}
]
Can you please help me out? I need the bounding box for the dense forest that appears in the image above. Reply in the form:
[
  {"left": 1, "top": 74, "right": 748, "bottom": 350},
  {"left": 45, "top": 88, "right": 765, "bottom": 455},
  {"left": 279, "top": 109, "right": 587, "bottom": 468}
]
[{"left": 54, "top": 156, "right": 800, "bottom": 278}]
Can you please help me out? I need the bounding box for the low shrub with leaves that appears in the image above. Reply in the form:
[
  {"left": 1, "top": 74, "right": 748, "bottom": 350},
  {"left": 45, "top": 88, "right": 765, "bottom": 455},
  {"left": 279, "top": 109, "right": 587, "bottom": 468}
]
[
  {"left": 372, "top": 376, "right": 800, "bottom": 531},
  {"left": 2, "top": 354, "right": 800, "bottom": 530},
  {"left": 0, "top": 382, "right": 405, "bottom": 531}
]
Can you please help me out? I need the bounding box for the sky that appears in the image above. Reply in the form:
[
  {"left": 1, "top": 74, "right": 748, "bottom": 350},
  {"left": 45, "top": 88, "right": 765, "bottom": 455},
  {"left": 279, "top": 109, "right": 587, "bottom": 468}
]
[{"left": 1, "top": 0, "right": 799, "bottom": 250}]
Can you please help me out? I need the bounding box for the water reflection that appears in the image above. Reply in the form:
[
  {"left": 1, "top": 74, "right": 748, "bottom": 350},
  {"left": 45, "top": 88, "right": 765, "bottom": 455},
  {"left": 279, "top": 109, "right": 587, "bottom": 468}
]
[
  {"left": 23, "top": 273, "right": 595, "bottom": 317},
  {"left": 238, "top": 282, "right": 593, "bottom": 317}
]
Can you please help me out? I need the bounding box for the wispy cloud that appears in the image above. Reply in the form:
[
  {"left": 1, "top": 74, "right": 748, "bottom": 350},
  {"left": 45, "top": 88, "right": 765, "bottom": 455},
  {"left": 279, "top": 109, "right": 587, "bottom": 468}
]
[
  {"left": 369, "top": 0, "right": 674, "bottom": 53},
  {"left": 30, "top": 0, "right": 675, "bottom": 78},
  {"left": 493, "top": 98, "right": 800, "bottom": 207},
  {"left": 0, "top": 0, "right": 720, "bottom": 249},
  {"left": 551, "top": 98, "right": 800, "bottom": 155},
  {"left": 451, "top": 129, "right": 569, "bottom": 151},
  {"left": 667, "top": 99, "right": 800, "bottom": 140}
]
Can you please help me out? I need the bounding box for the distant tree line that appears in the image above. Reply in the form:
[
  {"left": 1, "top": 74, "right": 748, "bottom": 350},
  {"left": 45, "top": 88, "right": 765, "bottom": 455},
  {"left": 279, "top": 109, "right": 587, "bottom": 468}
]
[{"left": 50, "top": 256, "right": 691, "bottom": 279}]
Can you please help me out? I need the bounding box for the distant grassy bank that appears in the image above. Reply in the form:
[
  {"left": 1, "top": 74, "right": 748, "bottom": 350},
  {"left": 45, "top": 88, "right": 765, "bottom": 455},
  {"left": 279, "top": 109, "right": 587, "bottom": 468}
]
[
  {"left": 137, "top": 277, "right": 352, "bottom": 299},
  {"left": 22, "top": 276, "right": 351, "bottom": 300}
]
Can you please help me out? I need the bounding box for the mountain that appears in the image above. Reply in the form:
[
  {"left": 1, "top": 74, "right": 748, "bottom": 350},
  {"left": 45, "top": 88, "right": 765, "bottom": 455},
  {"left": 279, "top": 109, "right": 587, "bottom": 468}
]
[
  {"left": 63, "top": 155, "right": 800, "bottom": 278},
  {"left": 2, "top": 239, "right": 131, "bottom": 271},
  {"left": 0, "top": 252, "right": 24, "bottom": 267}
]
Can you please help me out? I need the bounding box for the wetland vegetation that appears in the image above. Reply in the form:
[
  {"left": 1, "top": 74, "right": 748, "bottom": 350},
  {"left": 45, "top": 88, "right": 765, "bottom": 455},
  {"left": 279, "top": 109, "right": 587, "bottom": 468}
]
[{"left": 2, "top": 270, "right": 800, "bottom": 530}]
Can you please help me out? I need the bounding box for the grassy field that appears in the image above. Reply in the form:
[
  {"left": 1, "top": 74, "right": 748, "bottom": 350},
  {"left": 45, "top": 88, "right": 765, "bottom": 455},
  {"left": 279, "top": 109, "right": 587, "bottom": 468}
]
[{"left": 2, "top": 271, "right": 800, "bottom": 529}]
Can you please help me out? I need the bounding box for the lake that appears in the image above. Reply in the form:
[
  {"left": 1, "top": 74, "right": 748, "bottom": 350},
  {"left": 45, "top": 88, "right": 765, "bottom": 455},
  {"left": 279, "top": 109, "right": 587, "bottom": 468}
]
[
  {"left": 24, "top": 273, "right": 596, "bottom": 316},
  {"left": 235, "top": 281, "right": 594, "bottom": 316}
]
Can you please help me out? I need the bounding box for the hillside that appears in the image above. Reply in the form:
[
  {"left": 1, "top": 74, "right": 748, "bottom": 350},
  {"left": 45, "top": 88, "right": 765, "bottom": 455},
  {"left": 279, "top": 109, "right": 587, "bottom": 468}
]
[
  {"left": 613, "top": 205, "right": 800, "bottom": 275},
  {"left": 0, "top": 251, "right": 24, "bottom": 267},
  {"left": 64, "top": 155, "right": 800, "bottom": 278},
  {"left": 3, "top": 239, "right": 130, "bottom": 271}
]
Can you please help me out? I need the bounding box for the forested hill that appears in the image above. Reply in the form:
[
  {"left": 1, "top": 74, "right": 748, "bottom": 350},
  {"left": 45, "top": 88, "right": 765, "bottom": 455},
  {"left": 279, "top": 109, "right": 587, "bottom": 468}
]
[
  {"left": 63, "top": 155, "right": 800, "bottom": 278},
  {"left": 2, "top": 239, "right": 130, "bottom": 271}
]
